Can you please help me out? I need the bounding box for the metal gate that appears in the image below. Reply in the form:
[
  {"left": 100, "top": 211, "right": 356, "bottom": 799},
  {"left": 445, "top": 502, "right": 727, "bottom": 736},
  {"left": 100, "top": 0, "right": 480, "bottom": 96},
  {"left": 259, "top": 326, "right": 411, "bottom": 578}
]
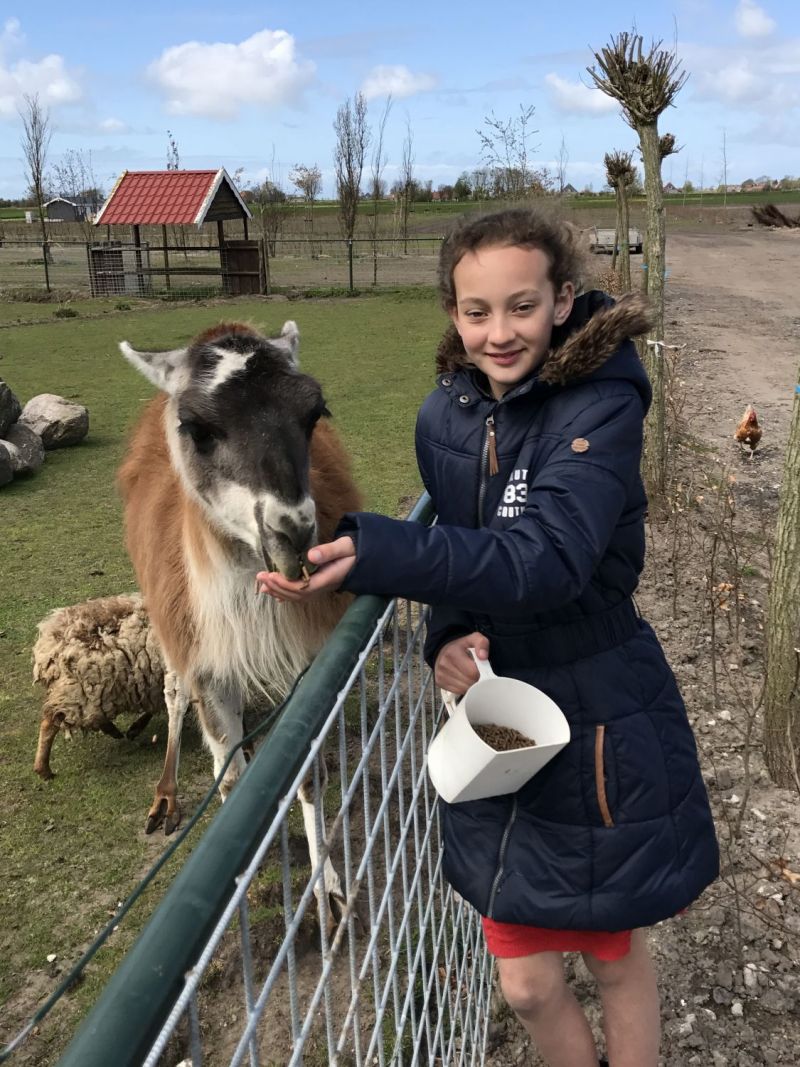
[{"left": 58, "top": 495, "right": 493, "bottom": 1067}]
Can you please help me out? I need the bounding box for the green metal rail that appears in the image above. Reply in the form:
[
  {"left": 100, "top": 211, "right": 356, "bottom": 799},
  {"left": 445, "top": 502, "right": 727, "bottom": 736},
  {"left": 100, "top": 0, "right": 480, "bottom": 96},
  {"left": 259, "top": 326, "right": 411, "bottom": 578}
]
[{"left": 57, "top": 493, "right": 435, "bottom": 1067}]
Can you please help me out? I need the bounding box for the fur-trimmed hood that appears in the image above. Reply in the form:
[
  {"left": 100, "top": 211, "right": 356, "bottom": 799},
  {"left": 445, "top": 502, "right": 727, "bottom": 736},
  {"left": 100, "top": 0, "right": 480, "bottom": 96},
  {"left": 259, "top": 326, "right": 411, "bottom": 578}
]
[{"left": 435, "top": 290, "right": 652, "bottom": 389}]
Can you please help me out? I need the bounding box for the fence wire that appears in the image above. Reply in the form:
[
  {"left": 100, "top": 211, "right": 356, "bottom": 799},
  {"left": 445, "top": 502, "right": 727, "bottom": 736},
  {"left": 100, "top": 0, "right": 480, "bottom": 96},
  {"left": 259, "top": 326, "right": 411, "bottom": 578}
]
[
  {"left": 144, "top": 599, "right": 491, "bottom": 1067},
  {"left": 55, "top": 498, "right": 493, "bottom": 1067}
]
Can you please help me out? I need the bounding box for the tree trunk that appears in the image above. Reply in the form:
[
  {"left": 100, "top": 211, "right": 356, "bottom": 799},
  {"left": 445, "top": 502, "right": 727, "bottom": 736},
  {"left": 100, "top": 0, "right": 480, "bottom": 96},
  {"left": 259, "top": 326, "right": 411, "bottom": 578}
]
[
  {"left": 637, "top": 120, "right": 667, "bottom": 499},
  {"left": 611, "top": 189, "right": 620, "bottom": 272},
  {"left": 764, "top": 373, "right": 800, "bottom": 788},
  {"left": 619, "top": 184, "right": 631, "bottom": 292}
]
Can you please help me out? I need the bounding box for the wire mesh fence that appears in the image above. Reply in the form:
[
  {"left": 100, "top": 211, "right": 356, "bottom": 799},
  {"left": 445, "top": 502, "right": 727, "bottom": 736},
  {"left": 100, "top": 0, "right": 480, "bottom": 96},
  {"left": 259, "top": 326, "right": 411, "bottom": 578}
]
[
  {"left": 55, "top": 497, "right": 493, "bottom": 1067},
  {"left": 0, "top": 237, "right": 445, "bottom": 299}
]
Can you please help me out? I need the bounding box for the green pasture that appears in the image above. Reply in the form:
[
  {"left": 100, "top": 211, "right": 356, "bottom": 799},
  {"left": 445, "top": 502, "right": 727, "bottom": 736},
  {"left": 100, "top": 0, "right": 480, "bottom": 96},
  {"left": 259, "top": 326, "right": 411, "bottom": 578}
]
[{"left": 0, "top": 292, "right": 441, "bottom": 1063}]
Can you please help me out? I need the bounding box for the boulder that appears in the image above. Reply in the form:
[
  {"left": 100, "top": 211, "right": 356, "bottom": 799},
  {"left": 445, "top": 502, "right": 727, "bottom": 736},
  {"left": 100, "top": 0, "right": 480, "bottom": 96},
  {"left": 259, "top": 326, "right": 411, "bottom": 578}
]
[
  {"left": 0, "top": 379, "right": 22, "bottom": 437},
  {"left": 3, "top": 422, "right": 45, "bottom": 474},
  {"left": 19, "top": 394, "right": 89, "bottom": 449},
  {"left": 0, "top": 440, "right": 12, "bottom": 487}
]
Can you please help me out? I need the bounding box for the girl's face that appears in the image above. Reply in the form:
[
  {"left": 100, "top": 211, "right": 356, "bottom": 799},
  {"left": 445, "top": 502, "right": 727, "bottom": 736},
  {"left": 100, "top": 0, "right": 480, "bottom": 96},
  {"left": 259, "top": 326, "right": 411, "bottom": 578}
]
[{"left": 449, "top": 244, "right": 574, "bottom": 400}]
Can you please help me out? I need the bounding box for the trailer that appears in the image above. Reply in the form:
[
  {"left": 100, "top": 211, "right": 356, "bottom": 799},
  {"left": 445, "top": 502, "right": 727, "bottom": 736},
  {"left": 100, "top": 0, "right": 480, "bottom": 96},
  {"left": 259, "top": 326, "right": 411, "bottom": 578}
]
[{"left": 588, "top": 226, "right": 643, "bottom": 254}]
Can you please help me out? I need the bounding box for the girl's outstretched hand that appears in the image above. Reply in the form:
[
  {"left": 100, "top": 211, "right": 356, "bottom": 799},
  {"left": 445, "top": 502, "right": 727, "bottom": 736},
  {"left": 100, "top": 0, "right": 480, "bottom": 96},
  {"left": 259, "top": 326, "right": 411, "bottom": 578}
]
[
  {"left": 257, "top": 536, "right": 356, "bottom": 602},
  {"left": 434, "top": 632, "right": 490, "bottom": 694}
]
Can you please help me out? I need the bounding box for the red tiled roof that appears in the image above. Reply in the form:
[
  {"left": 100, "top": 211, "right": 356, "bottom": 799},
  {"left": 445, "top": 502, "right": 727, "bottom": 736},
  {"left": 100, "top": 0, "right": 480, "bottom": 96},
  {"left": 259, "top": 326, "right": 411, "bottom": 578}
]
[{"left": 95, "top": 170, "right": 248, "bottom": 226}]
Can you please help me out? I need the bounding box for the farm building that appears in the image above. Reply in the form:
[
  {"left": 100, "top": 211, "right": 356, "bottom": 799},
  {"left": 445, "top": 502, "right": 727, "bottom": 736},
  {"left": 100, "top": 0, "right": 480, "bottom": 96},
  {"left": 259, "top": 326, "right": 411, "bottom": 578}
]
[
  {"left": 44, "top": 197, "right": 83, "bottom": 222},
  {"left": 91, "top": 168, "right": 260, "bottom": 297}
]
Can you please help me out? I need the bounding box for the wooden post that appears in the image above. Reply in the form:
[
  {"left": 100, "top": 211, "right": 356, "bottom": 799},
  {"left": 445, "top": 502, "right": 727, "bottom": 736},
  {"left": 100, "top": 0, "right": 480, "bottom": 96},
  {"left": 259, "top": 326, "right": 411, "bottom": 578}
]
[
  {"left": 217, "top": 220, "right": 225, "bottom": 248},
  {"left": 132, "top": 224, "right": 143, "bottom": 296},
  {"left": 243, "top": 216, "right": 249, "bottom": 241},
  {"left": 348, "top": 238, "right": 354, "bottom": 293},
  {"left": 259, "top": 238, "right": 270, "bottom": 296},
  {"left": 162, "top": 224, "right": 171, "bottom": 292}
]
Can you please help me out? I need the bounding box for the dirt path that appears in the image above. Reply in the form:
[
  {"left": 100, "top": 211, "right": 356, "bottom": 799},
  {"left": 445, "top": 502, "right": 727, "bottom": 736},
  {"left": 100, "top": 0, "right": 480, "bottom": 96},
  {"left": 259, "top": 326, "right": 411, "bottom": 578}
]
[{"left": 490, "top": 227, "right": 800, "bottom": 1067}]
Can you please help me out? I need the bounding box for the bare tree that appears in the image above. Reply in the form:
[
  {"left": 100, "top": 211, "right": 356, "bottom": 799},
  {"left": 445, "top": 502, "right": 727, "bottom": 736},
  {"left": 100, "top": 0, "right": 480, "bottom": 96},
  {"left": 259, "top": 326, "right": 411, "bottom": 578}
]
[
  {"left": 166, "top": 130, "right": 180, "bottom": 171},
  {"left": 477, "top": 104, "right": 540, "bottom": 200},
  {"left": 605, "top": 150, "right": 636, "bottom": 290},
  {"left": 289, "top": 163, "right": 322, "bottom": 233},
  {"left": 366, "top": 97, "right": 392, "bottom": 285},
  {"left": 397, "top": 115, "right": 415, "bottom": 253},
  {"left": 19, "top": 93, "right": 52, "bottom": 285},
  {"left": 50, "top": 148, "right": 104, "bottom": 237},
  {"left": 251, "top": 150, "right": 287, "bottom": 257},
  {"left": 556, "top": 135, "right": 569, "bottom": 198},
  {"left": 720, "top": 128, "right": 728, "bottom": 209},
  {"left": 588, "top": 32, "right": 688, "bottom": 499},
  {"left": 764, "top": 365, "right": 800, "bottom": 789},
  {"left": 333, "top": 91, "right": 370, "bottom": 242}
]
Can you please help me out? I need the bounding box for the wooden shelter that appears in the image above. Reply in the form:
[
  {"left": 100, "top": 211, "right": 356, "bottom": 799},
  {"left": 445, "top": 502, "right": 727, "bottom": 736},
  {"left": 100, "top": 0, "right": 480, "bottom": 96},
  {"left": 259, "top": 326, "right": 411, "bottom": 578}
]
[{"left": 92, "top": 169, "right": 261, "bottom": 295}]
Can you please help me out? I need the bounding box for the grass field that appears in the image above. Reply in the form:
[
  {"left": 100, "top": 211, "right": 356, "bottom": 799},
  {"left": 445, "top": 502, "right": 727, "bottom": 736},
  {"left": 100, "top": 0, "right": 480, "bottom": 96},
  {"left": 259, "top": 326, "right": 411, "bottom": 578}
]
[{"left": 0, "top": 292, "right": 443, "bottom": 1062}]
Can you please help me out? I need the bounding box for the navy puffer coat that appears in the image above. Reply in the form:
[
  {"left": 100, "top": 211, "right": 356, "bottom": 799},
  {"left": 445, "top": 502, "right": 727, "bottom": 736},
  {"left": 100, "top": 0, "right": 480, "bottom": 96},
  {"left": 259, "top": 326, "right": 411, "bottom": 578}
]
[{"left": 337, "top": 291, "right": 719, "bottom": 932}]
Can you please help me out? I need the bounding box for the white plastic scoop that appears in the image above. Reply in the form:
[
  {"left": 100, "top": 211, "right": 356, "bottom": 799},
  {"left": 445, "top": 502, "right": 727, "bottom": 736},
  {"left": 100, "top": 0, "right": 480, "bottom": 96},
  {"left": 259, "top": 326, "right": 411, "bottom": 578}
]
[{"left": 427, "top": 649, "right": 570, "bottom": 804}]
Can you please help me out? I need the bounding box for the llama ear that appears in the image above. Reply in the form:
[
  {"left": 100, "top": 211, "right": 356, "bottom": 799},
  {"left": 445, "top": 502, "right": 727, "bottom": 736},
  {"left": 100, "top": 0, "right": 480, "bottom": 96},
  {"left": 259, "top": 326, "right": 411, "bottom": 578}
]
[
  {"left": 274, "top": 320, "right": 300, "bottom": 366},
  {"left": 120, "top": 341, "right": 189, "bottom": 393}
]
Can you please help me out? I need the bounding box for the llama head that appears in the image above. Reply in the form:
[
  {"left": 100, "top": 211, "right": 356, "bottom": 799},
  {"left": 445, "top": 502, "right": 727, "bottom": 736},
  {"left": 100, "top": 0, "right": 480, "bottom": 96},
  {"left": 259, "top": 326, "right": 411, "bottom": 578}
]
[{"left": 121, "top": 321, "right": 329, "bottom": 579}]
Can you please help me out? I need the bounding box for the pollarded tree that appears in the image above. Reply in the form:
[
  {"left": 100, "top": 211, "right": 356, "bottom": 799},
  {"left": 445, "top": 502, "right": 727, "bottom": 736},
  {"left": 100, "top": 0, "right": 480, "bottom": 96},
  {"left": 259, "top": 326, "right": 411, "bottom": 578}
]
[
  {"left": 764, "top": 371, "right": 800, "bottom": 789},
  {"left": 588, "top": 33, "right": 688, "bottom": 498},
  {"left": 604, "top": 150, "right": 636, "bottom": 291}
]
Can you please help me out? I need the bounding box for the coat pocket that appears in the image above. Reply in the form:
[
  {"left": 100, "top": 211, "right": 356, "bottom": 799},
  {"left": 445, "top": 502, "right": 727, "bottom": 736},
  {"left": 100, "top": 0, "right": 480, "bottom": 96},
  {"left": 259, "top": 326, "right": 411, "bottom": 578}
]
[{"left": 594, "top": 724, "right": 615, "bottom": 828}]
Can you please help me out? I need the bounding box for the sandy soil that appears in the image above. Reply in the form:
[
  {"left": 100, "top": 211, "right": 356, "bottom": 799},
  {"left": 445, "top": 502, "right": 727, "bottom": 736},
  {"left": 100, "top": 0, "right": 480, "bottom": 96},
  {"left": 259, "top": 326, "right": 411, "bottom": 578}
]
[{"left": 488, "top": 226, "right": 800, "bottom": 1066}]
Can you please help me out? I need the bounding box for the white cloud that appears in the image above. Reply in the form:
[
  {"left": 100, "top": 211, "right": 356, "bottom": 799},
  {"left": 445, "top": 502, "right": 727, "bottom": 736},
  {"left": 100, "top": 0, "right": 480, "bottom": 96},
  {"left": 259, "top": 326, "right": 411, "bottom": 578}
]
[
  {"left": 686, "top": 39, "right": 800, "bottom": 110},
  {"left": 361, "top": 64, "right": 436, "bottom": 101},
  {"left": 147, "top": 29, "right": 315, "bottom": 120},
  {"left": 735, "top": 0, "right": 776, "bottom": 39},
  {"left": 98, "top": 117, "right": 128, "bottom": 134},
  {"left": 1, "top": 16, "right": 24, "bottom": 50},
  {"left": 0, "top": 52, "right": 83, "bottom": 118},
  {"left": 544, "top": 73, "right": 618, "bottom": 115}
]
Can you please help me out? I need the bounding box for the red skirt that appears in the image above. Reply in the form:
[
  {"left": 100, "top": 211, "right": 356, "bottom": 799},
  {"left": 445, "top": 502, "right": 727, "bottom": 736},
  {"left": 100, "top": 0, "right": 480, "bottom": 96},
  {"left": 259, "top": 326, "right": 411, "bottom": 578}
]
[{"left": 482, "top": 916, "right": 632, "bottom": 961}]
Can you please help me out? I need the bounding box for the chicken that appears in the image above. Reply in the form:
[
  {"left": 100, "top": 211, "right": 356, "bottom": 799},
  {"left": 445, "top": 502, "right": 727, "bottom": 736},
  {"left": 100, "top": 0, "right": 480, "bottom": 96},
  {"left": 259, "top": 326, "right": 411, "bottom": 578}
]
[{"left": 734, "top": 404, "right": 762, "bottom": 459}]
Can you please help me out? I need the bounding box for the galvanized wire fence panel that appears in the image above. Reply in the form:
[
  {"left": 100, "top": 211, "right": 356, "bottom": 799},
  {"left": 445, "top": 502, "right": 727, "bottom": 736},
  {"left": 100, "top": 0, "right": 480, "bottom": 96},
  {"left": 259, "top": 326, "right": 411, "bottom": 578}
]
[{"left": 57, "top": 498, "right": 493, "bottom": 1067}]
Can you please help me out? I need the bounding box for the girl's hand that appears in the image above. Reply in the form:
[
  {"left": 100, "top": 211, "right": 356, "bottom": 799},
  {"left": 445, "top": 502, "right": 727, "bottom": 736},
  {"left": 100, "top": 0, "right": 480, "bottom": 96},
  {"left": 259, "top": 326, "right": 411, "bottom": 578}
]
[
  {"left": 434, "top": 632, "right": 490, "bottom": 694},
  {"left": 257, "top": 536, "right": 356, "bottom": 602}
]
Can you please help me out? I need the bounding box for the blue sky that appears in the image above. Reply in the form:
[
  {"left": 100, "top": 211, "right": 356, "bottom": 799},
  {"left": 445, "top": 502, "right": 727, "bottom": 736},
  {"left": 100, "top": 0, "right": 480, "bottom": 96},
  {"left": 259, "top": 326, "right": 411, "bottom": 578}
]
[{"left": 1, "top": 0, "right": 798, "bottom": 200}]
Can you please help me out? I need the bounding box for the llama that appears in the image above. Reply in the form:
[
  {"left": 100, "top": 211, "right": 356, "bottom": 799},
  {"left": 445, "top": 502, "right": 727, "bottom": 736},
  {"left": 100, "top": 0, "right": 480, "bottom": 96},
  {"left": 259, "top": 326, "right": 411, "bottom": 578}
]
[{"left": 118, "top": 320, "right": 362, "bottom": 919}]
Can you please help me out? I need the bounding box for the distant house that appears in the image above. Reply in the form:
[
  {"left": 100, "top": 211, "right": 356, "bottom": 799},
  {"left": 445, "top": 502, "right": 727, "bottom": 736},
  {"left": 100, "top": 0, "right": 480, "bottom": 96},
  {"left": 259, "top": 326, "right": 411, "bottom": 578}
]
[
  {"left": 663, "top": 182, "right": 680, "bottom": 195},
  {"left": 562, "top": 183, "right": 578, "bottom": 196},
  {"left": 45, "top": 193, "right": 104, "bottom": 222},
  {"left": 45, "top": 197, "right": 82, "bottom": 222}
]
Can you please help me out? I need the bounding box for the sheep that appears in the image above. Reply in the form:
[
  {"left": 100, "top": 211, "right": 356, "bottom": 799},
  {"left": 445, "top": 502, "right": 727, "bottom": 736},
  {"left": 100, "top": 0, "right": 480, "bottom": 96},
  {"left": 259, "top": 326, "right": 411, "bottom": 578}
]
[{"left": 33, "top": 593, "right": 165, "bottom": 780}]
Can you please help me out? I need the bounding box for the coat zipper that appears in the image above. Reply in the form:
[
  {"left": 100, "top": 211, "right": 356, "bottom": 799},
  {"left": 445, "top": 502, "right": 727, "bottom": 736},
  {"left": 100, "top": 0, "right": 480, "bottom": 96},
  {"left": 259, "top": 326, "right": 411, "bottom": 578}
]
[
  {"left": 487, "top": 797, "right": 518, "bottom": 918},
  {"left": 476, "top": 408, "right": 499, "bottom": 525}
]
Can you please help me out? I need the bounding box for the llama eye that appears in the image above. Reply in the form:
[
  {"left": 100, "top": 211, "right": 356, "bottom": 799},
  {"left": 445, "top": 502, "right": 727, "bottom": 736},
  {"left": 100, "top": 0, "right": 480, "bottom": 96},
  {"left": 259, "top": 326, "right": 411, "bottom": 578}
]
[{"left": 178, "top": 420, "right": 217, "bottom": 454}]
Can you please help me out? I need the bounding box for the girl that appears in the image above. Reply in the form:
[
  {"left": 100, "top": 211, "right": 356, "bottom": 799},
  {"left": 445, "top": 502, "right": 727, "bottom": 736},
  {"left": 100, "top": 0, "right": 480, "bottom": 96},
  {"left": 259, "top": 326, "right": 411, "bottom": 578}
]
[{"left": 258, "top": 209, "right": 719, "bottom": 1067}]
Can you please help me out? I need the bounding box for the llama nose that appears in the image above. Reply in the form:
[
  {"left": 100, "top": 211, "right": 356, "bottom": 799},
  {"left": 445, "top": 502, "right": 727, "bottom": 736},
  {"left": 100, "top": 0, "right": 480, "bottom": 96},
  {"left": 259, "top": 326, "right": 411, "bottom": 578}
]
[{"left": 278, "top": 511, "right": 316, "bottom": 553}]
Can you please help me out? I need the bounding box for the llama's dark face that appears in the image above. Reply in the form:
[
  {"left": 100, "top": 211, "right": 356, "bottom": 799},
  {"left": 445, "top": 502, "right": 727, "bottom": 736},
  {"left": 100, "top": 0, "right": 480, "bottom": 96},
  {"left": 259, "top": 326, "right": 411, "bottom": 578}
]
[{"left": 121, "top": 322, "right": 329, "bottom": 579}]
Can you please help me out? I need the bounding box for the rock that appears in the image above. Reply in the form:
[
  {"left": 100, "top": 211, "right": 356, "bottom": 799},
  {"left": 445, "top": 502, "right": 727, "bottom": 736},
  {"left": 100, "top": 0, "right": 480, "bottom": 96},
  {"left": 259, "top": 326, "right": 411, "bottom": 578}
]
[
  {"left": 19, "top": 394, "right": 89, "bottom": 449},
  {"left": 716, "top": 768, "right": 734, "bottom": 790},
  {"left": 0, "top": 440, "right": 12, "bottom": 487},
  {"left": 0, "top": 379, "right": 22, "bottom": 436},
  {"left": 716, "top": 962, "right": 734, "bottom": 989},
  {"left": 712, "top": 1052, "right": 728, "bottom": 1067},
  {"left": 731, "top": 1000, "right": 744, "bottom": 1016},
  {"left": 743, "top": 963, "right": 758, "bottom": 989},
  {"left": 2, "top": 423, "right": 44, "bottom": 474}
]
